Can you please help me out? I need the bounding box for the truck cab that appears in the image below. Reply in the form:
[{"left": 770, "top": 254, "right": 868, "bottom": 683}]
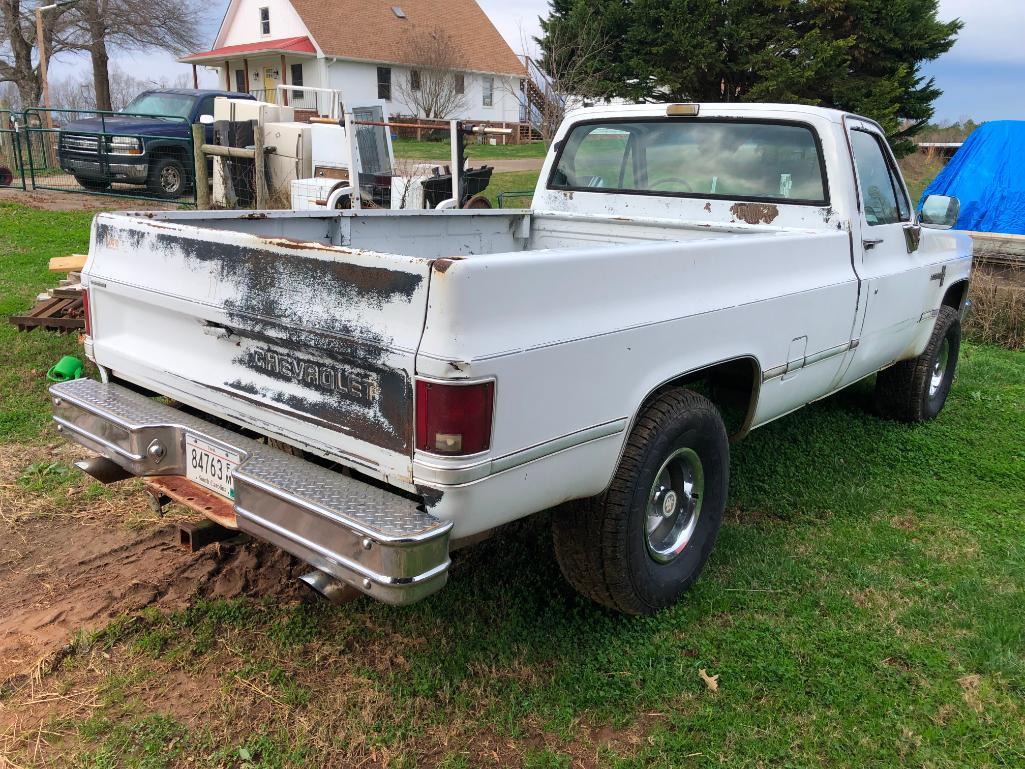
[{"left": 57, "top": 88, "right": 255, "bottom": 198}]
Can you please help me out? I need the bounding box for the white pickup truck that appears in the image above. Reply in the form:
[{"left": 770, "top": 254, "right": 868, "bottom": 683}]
[{"left": 51, "top": 103, "right": 971, "bottom": 615}]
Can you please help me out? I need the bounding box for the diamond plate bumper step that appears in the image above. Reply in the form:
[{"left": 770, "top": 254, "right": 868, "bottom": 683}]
[{"left": 49, "top": 378, "right": 452, "bottom": 605}]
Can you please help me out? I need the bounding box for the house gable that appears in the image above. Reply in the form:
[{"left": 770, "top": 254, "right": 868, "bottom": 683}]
[{"left": 214, "top": 0, "right": 319, "bottom": 53}]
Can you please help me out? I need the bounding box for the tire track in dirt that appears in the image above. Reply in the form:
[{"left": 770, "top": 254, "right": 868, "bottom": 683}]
[{"left": 0, "top": 515, "right": 306, "bottom": 686}]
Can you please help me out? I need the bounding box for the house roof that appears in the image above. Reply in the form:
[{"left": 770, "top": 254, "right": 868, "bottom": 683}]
[
  {"left": 289, "top": 0, "right": 524, "bottom": 76},
  {"left": 179, "top": 36, "right": 317, "bottom": 64}
]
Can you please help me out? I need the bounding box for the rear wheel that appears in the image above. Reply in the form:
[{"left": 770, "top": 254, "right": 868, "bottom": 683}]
[
  {"left": 552, "top": 388, "right": 729, "bottom": 615},
  {"left": 875, "top": 305, "right": 961, "bottom": 422},
  {"left": 147, "top": 156, "right": 188, "bottom": 198}
]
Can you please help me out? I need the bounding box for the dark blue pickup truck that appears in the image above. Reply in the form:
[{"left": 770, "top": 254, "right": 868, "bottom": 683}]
[{"left": 57, "top": 88, "right": 254, "bottom": 198}]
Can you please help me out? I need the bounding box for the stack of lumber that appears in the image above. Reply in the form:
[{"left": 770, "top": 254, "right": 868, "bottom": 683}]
[{"left": 8, "top": 254, "right": 88, "bottom": 333}]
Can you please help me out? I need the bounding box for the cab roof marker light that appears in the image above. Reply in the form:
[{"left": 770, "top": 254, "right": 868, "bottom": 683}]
[{"left": 666, "top": 103, "right": 700, "bottom": 117}]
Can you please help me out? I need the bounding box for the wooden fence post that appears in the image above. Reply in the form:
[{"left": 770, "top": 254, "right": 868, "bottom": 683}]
[
  {"left": 192, "top": 123, "right": 210, "bottom": 210},
  {"left": 253, "top": 119, "right": 268, "bottom": 209}
]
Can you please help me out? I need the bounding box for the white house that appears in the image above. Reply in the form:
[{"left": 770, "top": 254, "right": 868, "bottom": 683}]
[{"left": 179, "top": 0, "right": 528, "bottom": 128}]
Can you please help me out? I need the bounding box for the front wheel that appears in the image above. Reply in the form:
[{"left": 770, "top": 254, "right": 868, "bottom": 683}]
[
  {"left": 74, "top": 176, "right": 110, "bottom": 192},
  {"left": 875, "top": 305, "right": 961, "bottom": 422},
  {"left": 147, "top": 156, "right": 188, "bottom": 199},
  {"left": 552, "top": 388, "right": 729, "bottom": 615}
]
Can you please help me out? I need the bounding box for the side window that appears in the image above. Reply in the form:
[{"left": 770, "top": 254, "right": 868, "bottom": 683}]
[
  {"left": 259, "top": 7, "right": 270, "bottom": 35},
  {"left": 482, "top": 76, "right": 494, "bottom": 107},
  {"left": 850, "top": 130, "right": 908, "bottom": 226},
  {"left": 377, "top": 67, "right": 391, "bottom": 100},
  {"left": 234, "top": 70, "right": 246, "bottom": 94},
  {"left": 290, "top": 63, "right": 303, "bottom": 99},
  {"left": 196, "top": 96, "right": 215, "bottom": 120}
]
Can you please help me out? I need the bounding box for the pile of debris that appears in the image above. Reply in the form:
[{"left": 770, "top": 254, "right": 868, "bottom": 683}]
[{"left": 9, "top": 254, "right": 86, "bottom": 333}]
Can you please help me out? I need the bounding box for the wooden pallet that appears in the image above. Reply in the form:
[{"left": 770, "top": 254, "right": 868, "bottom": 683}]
[{"left": 9, "top": 292, "right": 85, "bottom": 332}]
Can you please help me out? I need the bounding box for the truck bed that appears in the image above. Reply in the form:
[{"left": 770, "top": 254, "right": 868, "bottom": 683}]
[
  {"left": 120, "top": 207, "right": 811, "bottom": 257},
  {"left": 83, "top": 207, "right": 836, "bottom": 491}
]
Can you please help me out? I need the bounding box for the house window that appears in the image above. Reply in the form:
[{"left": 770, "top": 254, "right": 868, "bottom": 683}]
[
  {"left": 234, "top": 69, "right": 246, "bottom": 93},
  {"left": 410, "top": 69, "right": 421, "bottom": 91},
  {"left": 454, "top": 73, "right": 464, "bottom": 94},
  {"left": 377, "top": 66, "right": 391, "bottom": 100},
  {"left": 290, "top": 63, "right": 303, "bottom": 99},
  {"left": 482, "top": 76, "right": 494, "bottom": 107},
  {"left": 259, "top": 7, "right": 270, "bottom": 36}
]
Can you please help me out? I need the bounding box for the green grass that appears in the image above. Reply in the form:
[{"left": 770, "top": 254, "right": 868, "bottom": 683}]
[
  {"left": 2, "top": 199, "right": 1024, "bottom": 767},
  {"left": 485, "top": 170, "right": 540, "bottom": 207},
  {"left": 0, "top": 202, "right": 95, "bottom": 443},
  {"left": 9, "top": 343, "right": 1024, "bottom": 767},
  {"left": 393, "top": 137, "right": 548, "bottom": 161}
]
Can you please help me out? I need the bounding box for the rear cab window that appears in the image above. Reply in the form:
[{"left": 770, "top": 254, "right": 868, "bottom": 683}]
[{"left": 549, "top": 119, "right": 829, "bottom": 205}]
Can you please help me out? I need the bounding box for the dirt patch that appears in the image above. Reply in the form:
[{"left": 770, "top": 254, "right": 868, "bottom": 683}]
[
  {"left": 0, "top": 443, "right": 306, "bottom": 688},
  {"left": 0, "top": 186, "right": 177, "bottom": 212}
]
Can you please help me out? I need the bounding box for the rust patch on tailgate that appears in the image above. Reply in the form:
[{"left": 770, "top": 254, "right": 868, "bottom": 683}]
[
  {"left": 96, "top": 222, "right": 423, "bottom": 452},
  {"left": 729, "top": 203, "right": 780, "bottom": 225}
]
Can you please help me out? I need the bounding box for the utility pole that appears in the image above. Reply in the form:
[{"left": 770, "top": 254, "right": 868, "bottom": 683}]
[{"left": 35, "top": 0, "right": 80, "bottom": 128}]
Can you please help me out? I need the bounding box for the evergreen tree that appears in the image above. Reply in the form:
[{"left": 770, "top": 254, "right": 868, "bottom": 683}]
[{"left": 539, "top": 0, "right": 961, "bottom": 150}]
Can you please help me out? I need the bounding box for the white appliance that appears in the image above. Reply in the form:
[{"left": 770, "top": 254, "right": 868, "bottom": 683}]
[
  {"left": 290, "top": 176, "right": 352, "bottom": 210},
  {"left": 390, "top": 163, "right": 443, "bottom": 210},
  {"left": 263, "top": 122, "right": 312, "bottom": 204},
  {"left": 212, "top": 97, "right": 294, "bottom": 124},
  {"left": 309, "top": 123, "right": 349, "bottom": 170}
]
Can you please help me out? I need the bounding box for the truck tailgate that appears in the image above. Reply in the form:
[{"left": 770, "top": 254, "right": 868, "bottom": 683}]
[{"left": 85, "top": 213, "right": 432, "bottom": 482}]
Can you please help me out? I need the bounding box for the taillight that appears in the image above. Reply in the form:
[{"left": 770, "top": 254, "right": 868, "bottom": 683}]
[
  {"left": 415, "top": 379, "right": 494, "bottom": 456},
  {"left": 81, "top": 287, "right": 92, "bottom": 336}
]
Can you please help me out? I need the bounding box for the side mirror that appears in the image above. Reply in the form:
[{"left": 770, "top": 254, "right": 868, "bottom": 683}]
[
  {"left": 918, "top": 194, "right": 959, "bottom": 229},
  {"left": 198, "top": 114, "right": 214, "bottom": 125}
]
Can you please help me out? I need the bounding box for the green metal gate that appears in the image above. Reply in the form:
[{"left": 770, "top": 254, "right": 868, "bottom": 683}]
[
  {"left": 0, "top": 110, "right": 27, "bottom": 191},
  {"left": 20, "top": 107, "right": 196, "bottom": 204}
]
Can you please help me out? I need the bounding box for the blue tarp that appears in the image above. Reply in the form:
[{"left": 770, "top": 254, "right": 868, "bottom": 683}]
[{"left": 921, "top": 120, "right": 1025, "bottom": 235}]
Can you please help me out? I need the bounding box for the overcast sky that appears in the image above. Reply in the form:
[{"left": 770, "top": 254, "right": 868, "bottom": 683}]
[{"left": 49, "top": 0, "right": 1025, "bottom": 123}]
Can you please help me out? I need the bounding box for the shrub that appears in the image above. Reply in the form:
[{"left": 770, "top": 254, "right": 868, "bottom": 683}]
[{"left": 964, "top": 265, "right": 1025, "bottom": 350}]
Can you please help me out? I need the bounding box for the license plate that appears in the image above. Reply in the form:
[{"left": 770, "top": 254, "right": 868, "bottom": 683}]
[{"left": 185, "top": 435, "right": 240, "bottom": 500}]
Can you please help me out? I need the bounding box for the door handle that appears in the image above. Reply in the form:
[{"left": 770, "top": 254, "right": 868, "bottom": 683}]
[{"left": 863, "top": 237, "right": 884, "bottom": 249}]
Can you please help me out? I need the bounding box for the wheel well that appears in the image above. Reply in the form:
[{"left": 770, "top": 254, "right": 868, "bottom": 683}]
[
  {"left": 942, "top": 280, "right": 969, "bottom": 311},
  {"left": 149, "top": 144, "right": 188, "bottom": 164},
  {"left": 642, "top": 357, "right": 760, "bottom": 442}
]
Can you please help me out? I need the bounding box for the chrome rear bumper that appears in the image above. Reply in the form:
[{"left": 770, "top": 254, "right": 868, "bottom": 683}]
[{"left": 49, "top": 378, "right": 451, "bottom": 605}]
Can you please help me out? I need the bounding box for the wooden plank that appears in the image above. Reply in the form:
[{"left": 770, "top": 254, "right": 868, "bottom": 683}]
[
  {"left": 48, "top": 254, "right": 87, "bottom": 272},
  {"left": 967, "top": 231, "right": 1025, "bottom": 266},
  {"left": 35, "top": 297, "right": 75, "bottom": 319},
  {"left": 9, "top": 314, "right": 85, "bottom": 331}
]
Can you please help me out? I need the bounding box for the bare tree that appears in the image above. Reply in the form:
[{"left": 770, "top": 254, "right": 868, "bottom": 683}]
[
  {"left": 48, "top": 65, "right": 198, "bottom": 111},
  {"left": 65, "top": 0, "right": 203, "bottom": 111},
  {"left": 394, "top": 26, "right": 467, "bottom": 120},
  {"left": 530, "top": 17, "right": 613, "bottom": 144},
  {"left": 0, "top": 0, "right": 77, "bottom": 109}
]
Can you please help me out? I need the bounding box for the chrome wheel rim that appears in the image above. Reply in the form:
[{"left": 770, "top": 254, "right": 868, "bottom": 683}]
[
  {"left": 929, "top": 338, "right": 950, "bottom": 397},
  {"left": 160, "top": 166, "right": 181, "bottom": 194},
  {"left": 645, "top": 447, "right": 704, "bottom": 563}
]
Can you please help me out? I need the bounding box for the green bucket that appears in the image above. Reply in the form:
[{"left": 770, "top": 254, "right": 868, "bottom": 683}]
[{"left": 46, "top": 355, "right": 84, "bottom": 382}]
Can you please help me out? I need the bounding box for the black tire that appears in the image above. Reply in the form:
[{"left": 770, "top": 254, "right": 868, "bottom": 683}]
[
  {"left": 74, "top": 175, "right": 110, "bottom": 192},
  {"left": 147, "top": 156, "right": 188, "bottom": 199},
  {"left": 875, "top": 305, "right": 961, "bottom": 422},
  {"left": 552, "top": 388, "right": 730, "bottom": 615}
]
